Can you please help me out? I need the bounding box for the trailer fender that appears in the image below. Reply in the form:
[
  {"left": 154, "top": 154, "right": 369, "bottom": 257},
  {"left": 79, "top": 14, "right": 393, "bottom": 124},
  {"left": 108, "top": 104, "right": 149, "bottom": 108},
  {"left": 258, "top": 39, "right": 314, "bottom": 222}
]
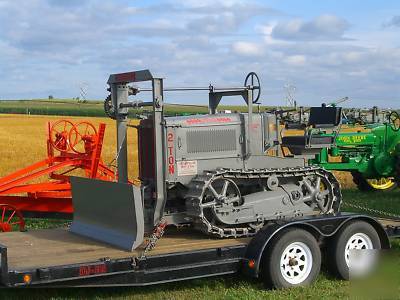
[{"left": 242, "top": 214, "right": 390, "bottom": 278}]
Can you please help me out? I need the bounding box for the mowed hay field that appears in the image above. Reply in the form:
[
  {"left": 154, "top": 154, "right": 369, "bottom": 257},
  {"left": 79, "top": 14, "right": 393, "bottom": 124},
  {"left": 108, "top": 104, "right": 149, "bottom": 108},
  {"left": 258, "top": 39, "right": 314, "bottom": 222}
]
[{"left": 0, "top": 113, "right": 355, "bottom": 188}]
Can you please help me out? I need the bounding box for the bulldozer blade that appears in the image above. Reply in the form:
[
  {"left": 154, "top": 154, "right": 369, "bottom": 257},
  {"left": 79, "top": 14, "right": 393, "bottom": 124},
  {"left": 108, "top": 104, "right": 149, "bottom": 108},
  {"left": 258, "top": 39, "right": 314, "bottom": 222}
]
[{"left": 69, "top": 177, "right": 144, "bottom": 251}]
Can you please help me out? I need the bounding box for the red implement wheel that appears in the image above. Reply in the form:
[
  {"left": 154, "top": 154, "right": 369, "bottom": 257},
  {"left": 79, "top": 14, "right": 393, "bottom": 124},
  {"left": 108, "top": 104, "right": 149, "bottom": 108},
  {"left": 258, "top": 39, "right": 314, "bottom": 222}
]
[
  {"left": 50, "top": 120, "right": 75, "bottom": 152},
  {"left": 0, "top": 204, "right": 25, "bottom": 232},
  {"left": 69, "top": 121, "right": 98, "bottom": 154}
]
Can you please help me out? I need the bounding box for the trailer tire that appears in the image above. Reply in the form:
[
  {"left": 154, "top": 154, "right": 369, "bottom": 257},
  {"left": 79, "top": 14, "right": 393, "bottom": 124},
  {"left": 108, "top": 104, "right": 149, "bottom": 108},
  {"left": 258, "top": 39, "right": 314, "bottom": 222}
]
[
  {"left": 262, "top": 228, "right": 321, "bottom": 289},
  {"left": 328, "top": 220, "right": 381, "bottom": 280}
]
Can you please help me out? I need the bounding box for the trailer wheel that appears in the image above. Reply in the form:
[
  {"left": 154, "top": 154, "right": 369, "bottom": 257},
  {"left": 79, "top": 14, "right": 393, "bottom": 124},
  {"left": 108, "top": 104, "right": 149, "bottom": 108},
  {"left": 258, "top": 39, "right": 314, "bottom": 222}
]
[
  {"left": 262, "top": 228, "right": 321, "bottom": 289},
  {"left": 328, "top": 221, "right": 381, "bottom": 280}
]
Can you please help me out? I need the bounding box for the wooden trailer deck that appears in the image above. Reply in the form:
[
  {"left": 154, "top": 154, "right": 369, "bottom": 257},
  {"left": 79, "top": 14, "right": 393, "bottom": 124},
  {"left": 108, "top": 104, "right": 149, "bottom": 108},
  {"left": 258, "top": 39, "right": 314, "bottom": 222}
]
[{"left": 0, "top": 227, "right": 251, "bottom": 271}]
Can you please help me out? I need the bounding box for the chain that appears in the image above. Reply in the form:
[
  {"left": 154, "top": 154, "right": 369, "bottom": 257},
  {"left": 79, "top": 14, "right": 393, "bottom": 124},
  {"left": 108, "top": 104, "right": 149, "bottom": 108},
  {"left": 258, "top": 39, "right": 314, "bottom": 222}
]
[
  {"left": 343, "top": 201, "right": 400, "bottom": 220},
  {"left": 139, "top": 219, "right": 168, "bottom": 259}
]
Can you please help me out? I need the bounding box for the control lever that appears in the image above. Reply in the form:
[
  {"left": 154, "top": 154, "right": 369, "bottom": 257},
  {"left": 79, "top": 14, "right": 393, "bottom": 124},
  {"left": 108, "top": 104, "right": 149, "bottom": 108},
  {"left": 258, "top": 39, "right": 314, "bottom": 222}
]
[{"left": 119, "top": 101, "right": 153, "bottom": 108}]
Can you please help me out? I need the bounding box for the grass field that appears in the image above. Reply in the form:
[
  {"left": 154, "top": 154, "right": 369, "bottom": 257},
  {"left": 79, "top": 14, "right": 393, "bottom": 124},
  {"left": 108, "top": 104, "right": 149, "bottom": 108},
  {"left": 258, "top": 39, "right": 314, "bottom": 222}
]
[
  {"left": 0, "top": 114, "right": 399, "bottom": 299},
  {"left": 0, "top": 99, "right": 275, "bottom": 118},
  {"left": 0, "top": 99, "right": 208, "bottom": 117}
]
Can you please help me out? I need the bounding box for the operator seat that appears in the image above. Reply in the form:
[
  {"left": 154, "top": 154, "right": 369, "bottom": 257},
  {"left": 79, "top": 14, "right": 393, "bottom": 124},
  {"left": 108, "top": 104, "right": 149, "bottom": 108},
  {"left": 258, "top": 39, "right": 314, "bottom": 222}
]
[{"left": 282, "top": 106, "right": 342, "bottom": 155}]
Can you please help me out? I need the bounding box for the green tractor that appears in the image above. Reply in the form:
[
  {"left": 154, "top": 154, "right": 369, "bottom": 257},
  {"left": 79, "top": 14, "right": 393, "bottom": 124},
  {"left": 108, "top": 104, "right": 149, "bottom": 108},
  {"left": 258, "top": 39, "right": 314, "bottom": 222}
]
[{"left": 309, "top": 110, "right": 400, "bottom": 191}]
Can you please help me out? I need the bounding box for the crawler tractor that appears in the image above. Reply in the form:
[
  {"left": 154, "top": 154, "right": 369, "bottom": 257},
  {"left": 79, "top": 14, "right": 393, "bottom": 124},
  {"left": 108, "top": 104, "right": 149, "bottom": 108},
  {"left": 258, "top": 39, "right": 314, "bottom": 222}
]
[{"left": 70, "top": 70, "right": 343, "bottom": 250}]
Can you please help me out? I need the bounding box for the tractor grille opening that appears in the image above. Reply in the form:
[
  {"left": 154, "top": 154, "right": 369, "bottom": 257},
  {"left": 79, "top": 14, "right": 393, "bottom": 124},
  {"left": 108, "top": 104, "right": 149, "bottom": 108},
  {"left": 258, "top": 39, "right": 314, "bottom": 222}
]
[{"left": 186, "top": 129, "right": 237, "bottom": 153}]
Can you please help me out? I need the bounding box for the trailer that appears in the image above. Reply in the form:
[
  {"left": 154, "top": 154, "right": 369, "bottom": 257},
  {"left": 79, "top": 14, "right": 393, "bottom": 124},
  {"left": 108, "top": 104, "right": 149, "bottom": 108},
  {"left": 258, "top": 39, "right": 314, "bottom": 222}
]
[{"left": 0, "top": 213, "right": 398, "bottom": 288}]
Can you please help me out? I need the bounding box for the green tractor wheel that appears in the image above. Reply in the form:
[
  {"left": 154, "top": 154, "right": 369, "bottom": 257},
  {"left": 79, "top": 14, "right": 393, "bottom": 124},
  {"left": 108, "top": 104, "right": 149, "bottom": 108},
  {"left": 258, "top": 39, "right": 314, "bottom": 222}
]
[{"left": 351, "top": 172, "right": 398, "bottom": 192}]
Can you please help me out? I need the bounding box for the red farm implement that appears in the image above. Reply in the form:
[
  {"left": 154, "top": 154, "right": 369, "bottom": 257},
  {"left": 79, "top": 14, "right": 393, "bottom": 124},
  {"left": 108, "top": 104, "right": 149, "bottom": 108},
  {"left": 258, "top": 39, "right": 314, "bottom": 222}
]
[{"left": 0, "top": 120, "right": 116, "bottom": 231}]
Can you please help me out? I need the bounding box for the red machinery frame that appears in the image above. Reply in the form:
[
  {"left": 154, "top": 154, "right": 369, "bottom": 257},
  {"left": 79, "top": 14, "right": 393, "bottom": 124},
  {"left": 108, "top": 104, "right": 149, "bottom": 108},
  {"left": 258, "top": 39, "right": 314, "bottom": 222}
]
[{"left": 0, "top": 120, "right": 116, "bottom": 226}]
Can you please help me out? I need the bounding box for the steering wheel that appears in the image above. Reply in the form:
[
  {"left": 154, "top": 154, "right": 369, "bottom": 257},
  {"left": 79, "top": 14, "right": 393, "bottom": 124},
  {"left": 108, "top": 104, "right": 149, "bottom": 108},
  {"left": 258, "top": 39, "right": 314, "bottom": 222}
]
[
  {"left": 389, "top": 111, "right": 400, "bottom": 131},
  {"left": 69, "top": 121, "right": 98, "bottom": 154},
  {"left": 244, "top": 72, "right": 261, "bottom": 104},
  {"left": 49, "top": 120, "right": 75, "bottom": 152}
]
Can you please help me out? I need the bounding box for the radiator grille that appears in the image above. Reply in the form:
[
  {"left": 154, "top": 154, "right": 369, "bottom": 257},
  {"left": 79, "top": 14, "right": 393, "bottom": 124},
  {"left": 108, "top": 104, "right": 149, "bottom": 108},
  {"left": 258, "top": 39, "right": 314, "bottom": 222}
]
[{"left": 187, "top": 129, "right": 237, "bottom": 153}]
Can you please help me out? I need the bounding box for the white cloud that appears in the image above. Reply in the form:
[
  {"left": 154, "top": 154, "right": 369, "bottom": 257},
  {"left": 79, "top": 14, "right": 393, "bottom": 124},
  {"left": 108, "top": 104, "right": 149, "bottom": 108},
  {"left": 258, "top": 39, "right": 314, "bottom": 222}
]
[
  {"left": 272, "top": 14, "right": 350, "bottom": 41},
  {"left": 342, "top": 51, "right": 364, "bottom": 63},
  {"left": 347, "top": 70, "right": 367, "bottom": 77},
  {"left": 177, "top": 0, "right": 240, "bottom": 7},
  {"left": 0, "top": 1, "right": 398, "bottom": 107},
  {"left": 383, "top": 15, "right": 400, "bottom": 28},
  {"left": 232, "top": 42, "right": 263, "bottom": 56},
  {"left": 259, "top": 23, "right": 275, "bottom": 36},
  {"left": 284, "top": 55, "right": 307, "bottom": 66}
]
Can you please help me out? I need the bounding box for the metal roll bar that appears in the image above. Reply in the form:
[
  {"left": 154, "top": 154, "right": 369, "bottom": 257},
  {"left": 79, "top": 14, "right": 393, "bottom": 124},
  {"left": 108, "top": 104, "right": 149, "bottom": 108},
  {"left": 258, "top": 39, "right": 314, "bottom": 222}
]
[{"left": 132, "top": 86, "right": 258, "bottom": 92}]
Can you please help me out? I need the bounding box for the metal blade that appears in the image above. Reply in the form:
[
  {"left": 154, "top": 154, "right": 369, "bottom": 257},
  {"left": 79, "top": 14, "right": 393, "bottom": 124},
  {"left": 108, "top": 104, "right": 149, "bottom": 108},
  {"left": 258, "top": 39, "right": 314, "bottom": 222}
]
[{"left": 70, "top": 177, "right": 144, "bottom": 251}]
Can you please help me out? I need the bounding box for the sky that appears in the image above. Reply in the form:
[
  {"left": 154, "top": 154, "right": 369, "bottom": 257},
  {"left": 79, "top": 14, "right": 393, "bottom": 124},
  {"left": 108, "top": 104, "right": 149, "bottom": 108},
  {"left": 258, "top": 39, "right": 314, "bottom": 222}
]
[{"left": 0, "top": 0, "right": 399, "bottom": 107}]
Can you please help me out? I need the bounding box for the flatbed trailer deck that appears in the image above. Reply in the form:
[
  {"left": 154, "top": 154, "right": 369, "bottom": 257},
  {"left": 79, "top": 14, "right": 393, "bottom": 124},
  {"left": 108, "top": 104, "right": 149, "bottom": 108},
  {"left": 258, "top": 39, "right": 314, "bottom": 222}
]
[
  {"left": 2, "top": 227, "right": 250, "bottom": 271},
  {"left": 0, "top": 214, "right": 398, "bottom": 288},
  {"left": 0, "top": 227, "right": 252, "bottom": 287}
]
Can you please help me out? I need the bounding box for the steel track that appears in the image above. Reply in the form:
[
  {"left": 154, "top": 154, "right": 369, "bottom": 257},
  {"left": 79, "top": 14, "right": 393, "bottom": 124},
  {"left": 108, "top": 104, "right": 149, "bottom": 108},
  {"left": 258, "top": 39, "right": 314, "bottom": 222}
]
[{"left": 185, "top": 166, "right": 342, "bottom": 238}]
